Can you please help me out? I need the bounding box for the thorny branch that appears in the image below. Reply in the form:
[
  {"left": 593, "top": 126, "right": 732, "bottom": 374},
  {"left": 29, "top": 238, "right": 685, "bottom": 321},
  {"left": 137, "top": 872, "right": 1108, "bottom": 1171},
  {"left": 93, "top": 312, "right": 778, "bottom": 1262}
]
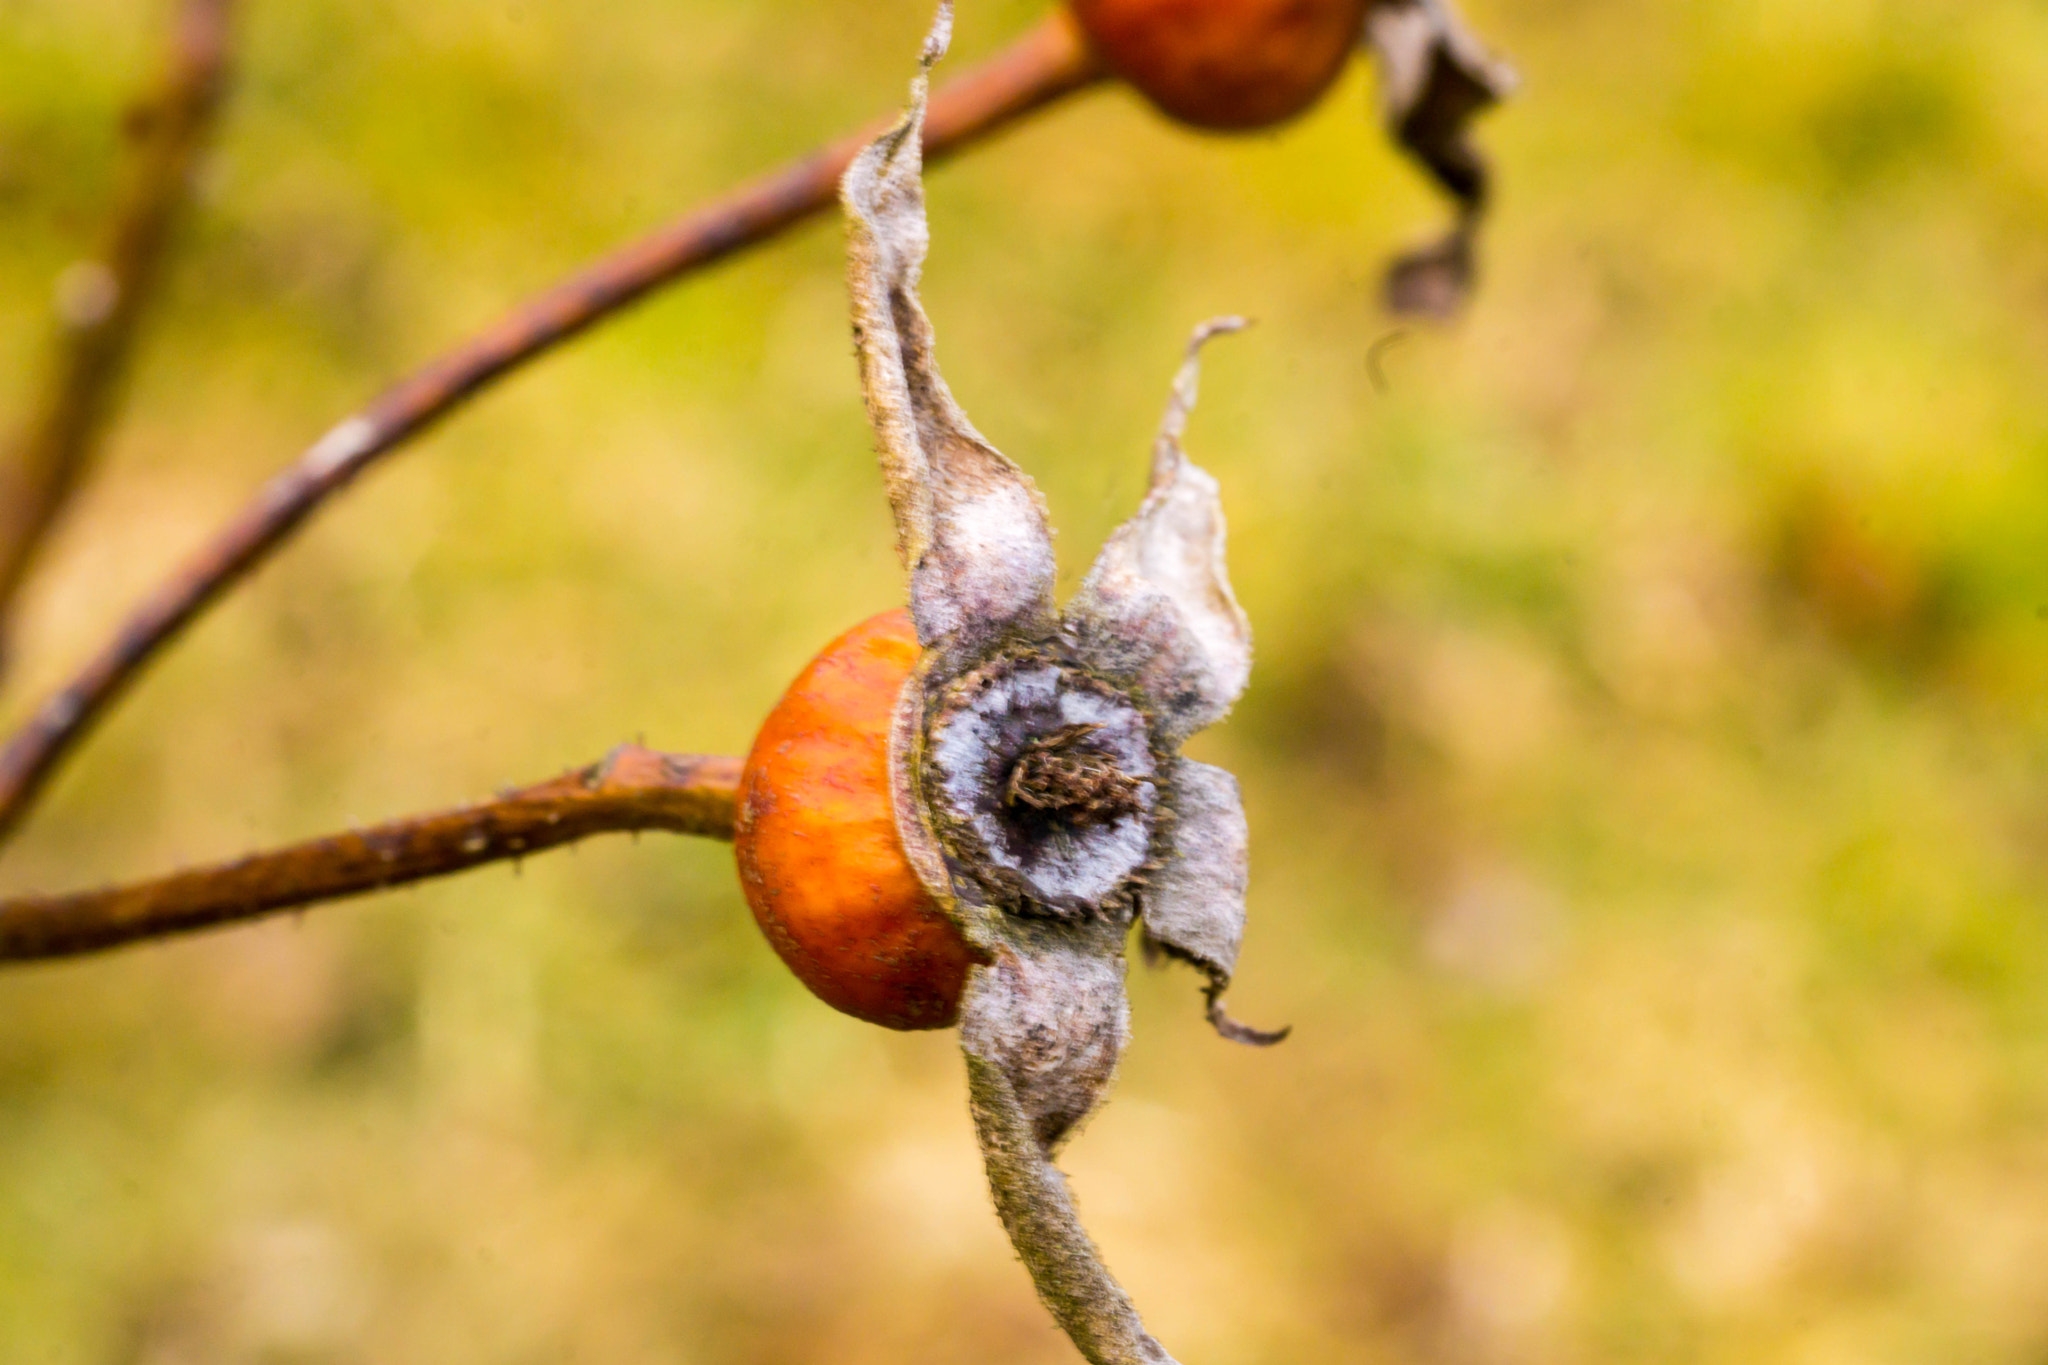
[
  {"left": 0, "top": 746, "right": 739, "bottom": 964},
  {"left": 0, "top": 12, "right": 1108, "bottom": 849},
  {"left": 0, "top": 0, "right": 237, "bottom": 659}
]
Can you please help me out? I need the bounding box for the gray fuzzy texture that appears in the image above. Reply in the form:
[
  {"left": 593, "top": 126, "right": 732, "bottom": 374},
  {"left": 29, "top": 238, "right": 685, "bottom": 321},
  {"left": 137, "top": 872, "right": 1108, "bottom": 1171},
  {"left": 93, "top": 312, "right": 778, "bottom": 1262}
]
[
  {"left": 1065, "top": 319, "right": 1254, "bottom": 747},
  {"left": 1139, "top": 757, "right": 1246, "bottom": 982},
  {"left": 963, "top": 953, "right": 1178, "bottom": 1365},
  {"left": 840, "top": 4, "right": 1057, "bottom": 672},
  {"left": 840, "top": 8, "right": 1283, "bottom": 1359},
  {"left": 924, "top": 655, "right": 1159, "bottom": 916},
  {"left": 1139, "top": 758, "right": 1289, "bottom": 1047}
]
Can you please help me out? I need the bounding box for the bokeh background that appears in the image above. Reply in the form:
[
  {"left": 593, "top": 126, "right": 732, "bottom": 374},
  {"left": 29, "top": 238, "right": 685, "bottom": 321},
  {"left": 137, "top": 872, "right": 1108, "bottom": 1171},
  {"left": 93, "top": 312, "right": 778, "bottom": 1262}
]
[{"left": 4, "top": 0, "right": 2048, "bottom": 1360}]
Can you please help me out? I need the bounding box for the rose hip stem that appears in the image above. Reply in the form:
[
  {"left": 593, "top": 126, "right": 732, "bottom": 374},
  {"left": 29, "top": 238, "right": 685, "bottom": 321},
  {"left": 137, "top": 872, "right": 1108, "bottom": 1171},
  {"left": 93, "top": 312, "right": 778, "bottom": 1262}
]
[
  {"left": 0, "top": 746, "right": 741, "bottom": 963},
  {"left": 0, "top": 13, "right": 1106, "bottom": 851}
]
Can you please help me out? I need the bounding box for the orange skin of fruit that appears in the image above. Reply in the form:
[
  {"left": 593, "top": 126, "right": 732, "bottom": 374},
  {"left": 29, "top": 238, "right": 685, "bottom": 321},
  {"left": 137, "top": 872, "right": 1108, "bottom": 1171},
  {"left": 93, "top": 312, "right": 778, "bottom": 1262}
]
[
  {"left": 1069, "top": 0, "right": 1369, "bottom": 130},
  {"left": 735, "top": 610, "right": 979, "bottom": 1030}
]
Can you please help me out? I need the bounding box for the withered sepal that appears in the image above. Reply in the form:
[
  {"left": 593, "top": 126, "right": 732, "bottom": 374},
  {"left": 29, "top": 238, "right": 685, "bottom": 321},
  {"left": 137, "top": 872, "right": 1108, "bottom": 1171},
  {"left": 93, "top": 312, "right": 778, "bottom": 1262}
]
[{"left": 842, "top": 9, "right": 1284, "bottom": 1361}]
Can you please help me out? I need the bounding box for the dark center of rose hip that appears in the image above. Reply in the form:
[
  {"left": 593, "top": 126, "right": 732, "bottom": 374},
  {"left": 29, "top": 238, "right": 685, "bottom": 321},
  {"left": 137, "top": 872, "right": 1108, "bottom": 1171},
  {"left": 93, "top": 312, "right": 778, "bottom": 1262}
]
[
  {"left": 1002, "top": 723, "right": 1148, "bottom": 827},
  {"left": 925, "top": 657, "right": 1158, "bottom": 917}
]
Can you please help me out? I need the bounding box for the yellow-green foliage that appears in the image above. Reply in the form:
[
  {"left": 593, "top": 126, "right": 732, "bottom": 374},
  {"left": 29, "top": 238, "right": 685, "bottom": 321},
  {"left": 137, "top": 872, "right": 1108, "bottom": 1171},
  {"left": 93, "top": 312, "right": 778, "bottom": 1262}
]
[{"left": 4, "top": 0, "right": 2048, "bottom": 1360}]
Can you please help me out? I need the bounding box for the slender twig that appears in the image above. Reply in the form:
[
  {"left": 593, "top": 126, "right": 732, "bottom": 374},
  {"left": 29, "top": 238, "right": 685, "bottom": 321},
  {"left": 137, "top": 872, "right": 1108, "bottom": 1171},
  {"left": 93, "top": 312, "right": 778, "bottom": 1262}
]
[
  {"left": 0, "top": 0, "right": 236, "bottom": 654},
  {"left": 0, "top": 13, "right": 1106, "bottom": 849},
  {"left": 0, "top": 745, "right": 740, "bottom": 963}
]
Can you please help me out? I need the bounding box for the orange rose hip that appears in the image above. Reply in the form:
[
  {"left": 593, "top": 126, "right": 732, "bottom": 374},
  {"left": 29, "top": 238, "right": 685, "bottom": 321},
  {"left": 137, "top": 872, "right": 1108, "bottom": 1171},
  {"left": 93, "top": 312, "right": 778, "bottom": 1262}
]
[
  {"left": 734, "top": 609, "right": 975, "bottom": 1030},
  {"left": 1069, "top": 0, "right": 1369, "bottom": 130}
]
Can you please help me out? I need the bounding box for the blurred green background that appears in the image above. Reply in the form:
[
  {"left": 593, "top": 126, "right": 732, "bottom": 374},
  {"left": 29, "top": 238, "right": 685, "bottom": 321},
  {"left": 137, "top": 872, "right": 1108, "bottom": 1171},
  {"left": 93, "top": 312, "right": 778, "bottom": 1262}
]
[{"left": 4, "top": 0, "right": 2048, "bottom": 1360}]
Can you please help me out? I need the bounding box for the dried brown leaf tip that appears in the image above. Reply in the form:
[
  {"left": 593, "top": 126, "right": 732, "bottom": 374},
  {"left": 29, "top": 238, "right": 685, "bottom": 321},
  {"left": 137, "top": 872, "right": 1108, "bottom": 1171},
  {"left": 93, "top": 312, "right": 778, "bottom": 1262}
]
[
  {"left": 1367, "top": 0, "right": 1517, "bottom": 317},
  {"left": 1060, "top": 0, "right": 1514, "bottom": 317},
  {"left": 841, "top": 8, "right": 1281, "bottom": 1360}
]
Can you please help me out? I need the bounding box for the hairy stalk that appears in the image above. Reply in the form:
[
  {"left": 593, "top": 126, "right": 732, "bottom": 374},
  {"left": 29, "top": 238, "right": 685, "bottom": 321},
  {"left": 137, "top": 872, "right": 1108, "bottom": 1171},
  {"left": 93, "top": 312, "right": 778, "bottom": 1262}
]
[
  {"left": 0, "top": 13, "right": 1106, "bottom": 849},
  {"left": 0, "top": 0, "right": 237, "bottom": 657},
  {"left": 0, "top": 746, "right": 739, "bottom": 963},
  {"left": 967, "top": 1047, "right": 1177, "bottom": 1365}
]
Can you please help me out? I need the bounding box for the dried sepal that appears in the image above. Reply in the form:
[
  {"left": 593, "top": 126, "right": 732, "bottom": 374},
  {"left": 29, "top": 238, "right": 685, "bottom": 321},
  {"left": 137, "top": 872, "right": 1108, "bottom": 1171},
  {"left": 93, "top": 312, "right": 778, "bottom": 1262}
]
[
  {"left": 962, "top": 956, "right": 1179, "bottom": 1365},
  {"left": 839, "top": 13, "right": 1286, "bottom": 1361},
  {"left": 842, "top": 1, "right": 1057, "bottom": 662},
  {"left": 1141, "top": 757, "right": 1289, "bottom": 1046},
  {"left": 1366, "top": 0, "right": 1516, "bottom": 317},
  {"left": 959, "top": 929, "right": 1130, "bottom": 1152},
  {"left": 1066, "top": 319, "right": 1253, "bottom": 745}
]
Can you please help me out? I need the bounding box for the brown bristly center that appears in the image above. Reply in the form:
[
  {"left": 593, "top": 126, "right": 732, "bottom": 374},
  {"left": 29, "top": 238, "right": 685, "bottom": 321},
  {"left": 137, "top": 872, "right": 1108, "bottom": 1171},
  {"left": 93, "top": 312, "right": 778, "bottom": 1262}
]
[{"left": 1002, "top": 723, "right": 1146, "bottom": 827}]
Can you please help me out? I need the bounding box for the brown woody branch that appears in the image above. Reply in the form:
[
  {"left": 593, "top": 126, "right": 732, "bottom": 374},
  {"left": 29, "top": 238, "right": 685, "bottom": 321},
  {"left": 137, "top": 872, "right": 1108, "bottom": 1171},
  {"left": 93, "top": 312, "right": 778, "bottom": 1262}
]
[
  {"left": 0, "top": 745, "right": 740, "bottom": 963},
  {"left": 0, "top": 0, "right": 237, "bottom": 655},
  {"left": 0, "top": 13, "right": 1107, "bottom": 848}
]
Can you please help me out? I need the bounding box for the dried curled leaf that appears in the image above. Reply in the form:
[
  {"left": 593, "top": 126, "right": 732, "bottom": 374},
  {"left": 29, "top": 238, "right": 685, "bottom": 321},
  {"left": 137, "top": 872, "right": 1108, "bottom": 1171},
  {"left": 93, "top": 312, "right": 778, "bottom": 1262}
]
[
  {"left": 1067, "top": 319, "right": 1254, "bottom": 746},
  {"left": 1367, "top": 0, "right": 1517, "bottom": 317},
  {"left": 841, "top": 8, "right": 1058, "bottom": 664},
  {"left": 1140, "top": 758, "right": 1289, "bottom": 1046},
  {"left": 959, "top": 930, "right": 1130, "bottom": 1153}
]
